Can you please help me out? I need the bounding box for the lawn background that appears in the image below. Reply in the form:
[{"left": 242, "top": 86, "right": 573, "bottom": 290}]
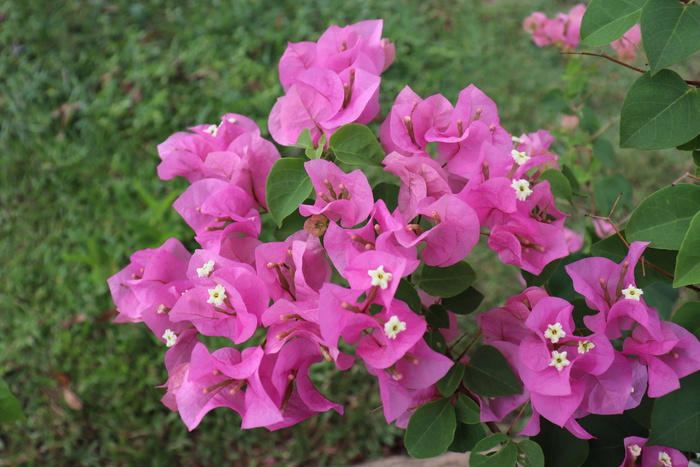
[{"left": 1, "top": 0, "right": 693, "bottom": 465}]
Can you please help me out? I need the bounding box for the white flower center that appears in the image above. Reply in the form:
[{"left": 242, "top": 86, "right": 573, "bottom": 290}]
[
  {"left": 544, "top": 323, "right": 565, "bottom": 344},
  {"left": 203, "top": 124, "right": 219, "bottom": 136},
  {"left": 621, "top": 284, "right": 643, "bottom": 301},
  {"left": 511, "top": 149, "right": 531, "bottom": 165},
  {"left": 549, "top": 350, "right": 570, "bottom": 371},
  {"left": 512, "top": 135, "right": 525, "bottom": 144},
  {"left": 207, "top": 283, "right": 227, "bottom": 306},
  {"left": 384, "top": 315, "right": 407, "bottom": 340},
  {"left": 511, "top": 179, "right": 533, "bottom": 201},
  {"left": 162, "top": 329, "right": 177, "bottom": 347},
  {"left": 628, "top": 444, "right": 642, "bottom": 457},
  {"left": 368, "top": 265, "right": 393, "bottom": 290},
  {"left": 658, "top": 451, "right": 672, "bottom": 467},
  {"left": 197, "top": 260, "right": 215, "bottom": 278},
  {"left": 577, "top": 340, "right": 595, "bottom": 354}
]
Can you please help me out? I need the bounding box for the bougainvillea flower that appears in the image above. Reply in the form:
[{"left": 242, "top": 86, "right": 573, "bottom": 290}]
[
  {"left": 157, "top": 113, "right": 260, "bottom": 182},
  {"left": 299, "top": 159, "right": 374, "bottom": 227},
  {"left": 565, "top": 241, "right": 649, "bottom": 314},
  {"left": 108, "top": 237, "right": 192, "bottom": 323},
  {"left": 344, "top": 250, "right": 407, "bottom": 306},
  {"left": 379, "top": 86, "right": 452, "bottom": 157},
  {"left": 619, "top": 437, "right": 689, "bottom": 467}
]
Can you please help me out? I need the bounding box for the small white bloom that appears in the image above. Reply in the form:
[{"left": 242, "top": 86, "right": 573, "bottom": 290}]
[
  {"left": 227, "top": 117, "right": 237, "bottom": 123},
  {"left": 207, "top": 283, "right": 227, "bottom": 306},
  {"left": 549, "top": 350, "right": 571, "bottom": 371},
  {"left": 384, "top": 315, "right": 407, "bottom": 340},
  {"left": 544, "top": 323, "right": 566, "bottom": 344},
  {"left": 197, "top": 260, "right": 215, "bottom": 278},
  {"left": 163, "top": 329, "right": 177, "bottom": 347},
  {"left": 368, "top": 265, "right": 393, "bottom": 290},
  {"left": 621, "top": 284, "right": 643, "bottom": 301},
  {"left": 512, "top": 135, "right": 525, "bottom": 144},
  {"left": 511, "top": 179, "right": 533, "bottom": 201},
  {"left": 203, "top": 124, "right": 219, "bottom": 136},
  {"left": 628, "top": 444, "right": 642, "bottom": 458},
  {"left": 658, "top": 451, "right": 672, "bottom": 467},
  {"left": 157, "top": 304, "right": 168, "bottom": 314},
  {"left": 511, "top": 149, "right": 530, "bottom": 165},
  {"left": 577, "top": 340, "right": 595, "bottom": 354}
]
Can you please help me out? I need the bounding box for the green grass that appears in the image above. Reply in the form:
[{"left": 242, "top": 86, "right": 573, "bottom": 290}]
[{"left": 1, "top": 0, "right": 693, "bottom": 465}]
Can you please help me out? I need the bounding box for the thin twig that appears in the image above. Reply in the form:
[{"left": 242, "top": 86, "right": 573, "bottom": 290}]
[{"left": 561, "top": 51, "right": 647, "bottom": 73}]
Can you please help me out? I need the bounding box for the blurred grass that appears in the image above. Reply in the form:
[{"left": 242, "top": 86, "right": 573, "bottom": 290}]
[{"left": 1, "top": 0, "right": 694, "bottom": 465}]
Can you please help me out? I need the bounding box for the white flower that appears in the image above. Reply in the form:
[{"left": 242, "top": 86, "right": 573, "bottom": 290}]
[
  {"left": 207, "top": 283, "right": 227, "bottom": 306},
  {"left": 628, "top": 444, "right": 642, "bottom": 458},
  {"left": 384, "top": 315, "right": 407, "bottom": 340},
  {"left": 197, "top": 260, "right": 215, "bottom": 278},
  {"left": 511, "top": 149, "right": 530, "bottom": 165},
  {"left": 549, "top": 350, "right": 571, "bottom": 371},
  {"left": 544, "top": 323, "right": 566, "bottom": 344},
  {"left": 203, "top": 124, "right": 219, "bottom": 136},
  {"left": 368, "top": 265, "right": 393, "bottom": 290},
  {"left": 621, "top": 284, "right": 643, "bottom": 301},
  {"left": 658, "top": 451, "right": 672, "bottom": 467},
  {"left": 512, "top": 135, "right": 525, "bottom": 144},
  {"left": 577, "top": 340, "right": 595, "bottom": 354},
  {"left": 162, "top": 329, "right": 177, "bottom": 347},
  {"left": 511, "top": 179, "right": 533, "bottom": 201}
]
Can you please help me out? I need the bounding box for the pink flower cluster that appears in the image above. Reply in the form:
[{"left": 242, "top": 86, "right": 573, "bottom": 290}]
[
  {"left": 523, "top": 5, "right": 642, "bottom": 61},
  {"left": 109, "top": 18, "right": 578, "bottom": 433},
  {"left": 478, "top": 241, "right": 700, "bottom": 439},
  {"left": 380, "top": 86, "right": 570, "bottom": 274},
  {"left": 269, "top": 20, "right": 395, "bottom": 146}
]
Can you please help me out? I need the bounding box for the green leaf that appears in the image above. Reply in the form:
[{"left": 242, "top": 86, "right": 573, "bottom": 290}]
[
  {"left": 448, "top": 422, "right": 486, "bottom": 453},
  {"left": 426, "top": 304, "right": 450, "bottom": 329},
  {"left": 470, "top": 434, "right": 517, "bottom": 467},
  {"left": 0, "top": 379, "right": 25, "bottom": 423},
  {"left": 372, "top": 182, "right": 400, "bottom": 212},
  {"left": 693, "top": 150, "right": 700, "bottom": 168},
  {"left": 522, "top": 259, "right": 562, "bottom": 287},
  {"left": 562, "top": 164, "right": 582, "bottom": 196},
  {"left": 265, "top": 158, "right": 313, "bottom": 227},
  {"left": 540, "top": 169, "right": 572, "bottom": 203},
  {"left": 395, "top": 278, "right": 422, "bottom": 314},
  {"left": 533, "top": 419, "right": 589, "bottom": 467},
  {"left": 329, "top": 123, "right": 385, "bottom": 166},
  {"left": 463, "top": 345, "right": 522, "bottom": 397},
  {"left": 620, "top": 70, "right": 700, "bottom": 150},
  {"left": 592, "top": 174, "right": 632, "bottom": 215},
  {"left": 648, "top": 371, "right": 700, "bottom": 451},
  {"left": 516, "top": 440, "right": 545, "bottom": 467},
  {"left": 272, "top": 210, "right": 306, "bottom": 241},
  {"left": 417, "top": 262, "right": 476, "bottom": 298},
  {"left": 672, "top": 301, "right": 700, "bottom": 339},
  {"left": 593, "top": 137, "right": 616, "bottom": 168},
  {"left": 294, "top": 128, "right": 314, "bottom": 149},
  {"left": 581, "top": 0, "right": 648, "bottom": 46},
  {"left": 405, "top": 398, "right": 456, "bottom": 459},
  {"left": 454, "top": 394, "right": 481, "bottom": 425},
  {"left": 674, "top": 211, "right": 700, "bottom": 286},
  {"left": 424, "top": 331, "right": 447, "bottom": 354},
  {"left": 641, "top": 0, "right": 700, "bottom": 74},
  {"left": 627, "top": 184, "right": 700, "bottom": 249},
  {"left": 437, "top": 363, "right": 465, "bottom": 397},
  {"left": 442, "top": 286, "right": 484, "bottom": 315},
  {"left": 677, "top": 134, "right": 700, "bottom": 151}
]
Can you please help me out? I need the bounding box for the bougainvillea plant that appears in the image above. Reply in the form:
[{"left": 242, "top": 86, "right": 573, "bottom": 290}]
[{"left": 110, "top": 3, "right": 700, "bottom": 464}]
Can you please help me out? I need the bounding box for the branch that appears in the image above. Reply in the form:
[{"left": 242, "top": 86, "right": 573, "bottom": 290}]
[
  {"left": 561, "top": 51, "right": 647, "bottom": 74},
  {"left": 561, "top": 51, "right": 700, "bottom": 87}
]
